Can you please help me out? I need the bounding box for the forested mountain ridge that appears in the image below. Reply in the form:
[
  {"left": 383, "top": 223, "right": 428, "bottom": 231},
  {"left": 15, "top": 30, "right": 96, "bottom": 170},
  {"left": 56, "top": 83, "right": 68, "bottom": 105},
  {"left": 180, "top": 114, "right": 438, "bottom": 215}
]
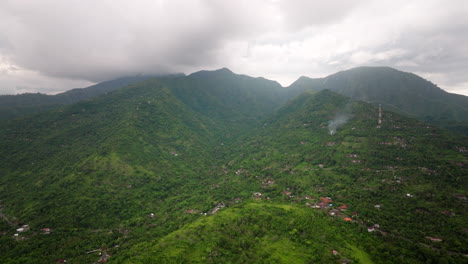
[
  {"left": 0, "top": 75, "right": 166, "bottom": 120},
  {"left": 156, "top": 68, "right": 288, "bottom": 134},
  {"left": 289, "top": 66, "right": 468, "bottom": 134},
  {"left": 2, "top": 66, "right": 467, "bottom": 135},
  {"left": 0, "top": 69, "right": 467, "bottom": 263}
]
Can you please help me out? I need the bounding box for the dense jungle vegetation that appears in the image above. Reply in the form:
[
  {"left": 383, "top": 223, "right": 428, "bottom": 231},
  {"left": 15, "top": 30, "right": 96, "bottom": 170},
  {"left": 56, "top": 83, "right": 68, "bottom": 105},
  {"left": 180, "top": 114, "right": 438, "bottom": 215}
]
[{"left": 0, "top": 68, "right": 466, "bottom": 263}]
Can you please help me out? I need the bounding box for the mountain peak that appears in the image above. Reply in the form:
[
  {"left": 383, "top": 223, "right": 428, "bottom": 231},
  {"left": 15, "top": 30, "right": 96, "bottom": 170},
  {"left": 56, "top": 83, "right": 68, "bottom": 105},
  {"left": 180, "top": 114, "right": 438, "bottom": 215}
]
[
  {"left": 190, "top": 67, "right": 235, "bottom": 78},
  {"left": 346, "top": 65, "right": 398, "bottom": 71},
  {"left": 290, "top": 76, "right": 316, "bottom": 85},
  {"left": 287, "top": 66, "right": 468, "bottom": 133},
  {"left": 216, "top": 67, "right": 234, "bottom": 73}
]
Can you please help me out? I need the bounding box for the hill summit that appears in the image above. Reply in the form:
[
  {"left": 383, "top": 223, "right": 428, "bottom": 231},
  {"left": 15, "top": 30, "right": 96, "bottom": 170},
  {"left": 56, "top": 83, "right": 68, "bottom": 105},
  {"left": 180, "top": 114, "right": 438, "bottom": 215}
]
[{"left": 289, "top": 66, "right": 468, "bottom": 134}]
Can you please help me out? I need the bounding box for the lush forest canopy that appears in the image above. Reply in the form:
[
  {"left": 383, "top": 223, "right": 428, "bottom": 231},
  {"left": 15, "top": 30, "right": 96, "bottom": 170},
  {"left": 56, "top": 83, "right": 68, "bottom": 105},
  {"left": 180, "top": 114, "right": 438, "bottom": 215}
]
[{"left": 0, "top": 68, "right": 466, "bottom": 263}]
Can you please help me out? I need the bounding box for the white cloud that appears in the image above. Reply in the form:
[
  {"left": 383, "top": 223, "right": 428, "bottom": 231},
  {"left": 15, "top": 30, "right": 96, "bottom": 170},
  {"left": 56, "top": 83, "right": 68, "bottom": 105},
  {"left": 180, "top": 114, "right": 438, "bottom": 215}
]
[
  {"left": 0, "top": 56, "right": 94, "bottom": 95},
  {"left": 0, "top": 0, "right": 467, "bottom": 95},
  {"left": 441, "top": 82, "right": 468, "bottom": 96}
]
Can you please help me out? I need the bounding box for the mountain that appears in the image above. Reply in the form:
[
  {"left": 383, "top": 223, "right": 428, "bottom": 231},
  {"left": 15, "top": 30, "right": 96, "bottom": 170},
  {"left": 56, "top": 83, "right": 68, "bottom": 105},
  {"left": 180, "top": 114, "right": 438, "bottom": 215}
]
[
  {"left": 154, "top": 68, "right": 292, "bottom": 138},
  {"left": 3, "top": 66, "right": 467, "bottom": 135},
  {"left": 0, "top": 75, "right": 169, "bottom": 120},
  {"left": 289, "top": 66, "right": 468, "bottom": 134},
  {"left": 0, "top": 77, "right": 231, "bottom": 263},
  {"left": 0, "top": 69, "right": 467, "bottom": 263}
]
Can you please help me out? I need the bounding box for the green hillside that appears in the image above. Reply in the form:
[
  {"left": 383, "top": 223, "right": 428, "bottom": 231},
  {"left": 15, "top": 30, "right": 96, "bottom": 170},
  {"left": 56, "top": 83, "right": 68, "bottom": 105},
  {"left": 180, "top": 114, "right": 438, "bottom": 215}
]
[
  {"left": 122, "top": 203, "right": 378, "bottom": 264},
  {"left": 289, "top": 67, "right": 468, "bottom": 134},
  {"left": 0, "top": 75, "right": 160, "bottom": 120},
  {"left": 156, "top": 68, "right": 288, "bottom": 136},
  {"left": 0, "top": 70, "right": 467, "bottom": 263},
  {"left": 119, "top": 89, "right": 467, "bottom": 263}
]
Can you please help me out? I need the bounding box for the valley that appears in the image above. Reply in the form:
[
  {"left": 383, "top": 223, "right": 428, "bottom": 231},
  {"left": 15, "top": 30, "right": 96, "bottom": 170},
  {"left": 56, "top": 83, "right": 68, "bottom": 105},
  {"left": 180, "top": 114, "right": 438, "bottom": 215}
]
[{"left": 0, "top": 68, "right": 466, "bottom": 263}]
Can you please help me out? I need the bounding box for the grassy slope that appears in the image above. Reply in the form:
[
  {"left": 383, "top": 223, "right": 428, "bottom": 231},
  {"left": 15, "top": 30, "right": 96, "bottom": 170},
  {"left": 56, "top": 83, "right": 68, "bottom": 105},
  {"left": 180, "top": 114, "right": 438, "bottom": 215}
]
[{"left": 122, "top": 202, "right": 377, "bottom": 264}]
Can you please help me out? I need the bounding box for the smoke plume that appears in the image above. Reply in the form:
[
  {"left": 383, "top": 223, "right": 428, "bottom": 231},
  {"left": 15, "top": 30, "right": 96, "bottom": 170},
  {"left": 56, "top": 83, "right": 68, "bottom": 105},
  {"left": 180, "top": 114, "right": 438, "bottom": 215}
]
[{"left": 328, "top": 112, "right": 351, "bottom": 135}]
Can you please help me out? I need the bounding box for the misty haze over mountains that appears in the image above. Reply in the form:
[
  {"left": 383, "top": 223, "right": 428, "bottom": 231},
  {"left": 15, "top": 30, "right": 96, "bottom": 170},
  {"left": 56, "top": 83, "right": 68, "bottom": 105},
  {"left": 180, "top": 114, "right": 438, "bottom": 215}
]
[{"left": 2, "top": 66, "right": 467, "bottom": 134}]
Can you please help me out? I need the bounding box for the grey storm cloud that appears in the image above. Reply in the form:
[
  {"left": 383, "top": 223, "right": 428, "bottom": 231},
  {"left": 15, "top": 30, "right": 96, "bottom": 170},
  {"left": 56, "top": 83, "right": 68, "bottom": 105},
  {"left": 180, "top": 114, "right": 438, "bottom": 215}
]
[
  {"left": 278, "top": 0, "right": 364, "bottom": 29},
  {"left": 0, "top": 0, "right": 264, "bottom": 83},
  {"left": 0, "top": 0, "right": 468, "bottom": 95}
]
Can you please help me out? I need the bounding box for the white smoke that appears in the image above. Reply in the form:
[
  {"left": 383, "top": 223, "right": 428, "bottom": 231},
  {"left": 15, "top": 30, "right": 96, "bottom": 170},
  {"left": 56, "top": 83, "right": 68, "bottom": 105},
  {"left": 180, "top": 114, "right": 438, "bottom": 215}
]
[{"left": 328, "top": 113, "right": 350, "bottom": 135}]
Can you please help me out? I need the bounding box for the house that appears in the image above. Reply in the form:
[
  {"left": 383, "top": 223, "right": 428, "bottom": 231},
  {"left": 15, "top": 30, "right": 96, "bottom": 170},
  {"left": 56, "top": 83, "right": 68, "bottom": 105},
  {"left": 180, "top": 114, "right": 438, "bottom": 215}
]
[
  {"left": 343, "top": 217, "right": 352, "bottom": 222},
  {"left": 374, "top": 204, "right": 381, "bottom": 209},
  {"left": 320, "top": 197, "right": 333, "bottom": 204},
  {"left": 454, "top": 194, "right": 467, "bottom": 200},
  {"left": 367, "top": 227, "right": 375, "bottom": 232},
  {"left": 16, "top": 225, "right": 29, "bottom": 233},
  {"left": 87, "top": 248, "right": 101, "bottom": 254},
  {"left": 98, "top": 252, "right": 111, "bottom": 263},
  {"left": 41, "top": 228, "right": 52, "bottom": 234},
  {"left": 332, "top": 250, "right": 339, "bottom": 256},
  {"left": 262, "top": 179, "right": 275, "bottom": 187},
  {"left": 210, "top": 203, "right": 225, "bottom": 214},
  {"left": 426, "top": 237, "right": 443, "bottom": 242},
  {"left": 329, "top": 209, "right": 339, "bottom": 216},
  {"left": 338, "top": 204, "right": 348, "bottom": 211},
  {"left": 440, "top": 210, "right": 456, "bottom": 216}
]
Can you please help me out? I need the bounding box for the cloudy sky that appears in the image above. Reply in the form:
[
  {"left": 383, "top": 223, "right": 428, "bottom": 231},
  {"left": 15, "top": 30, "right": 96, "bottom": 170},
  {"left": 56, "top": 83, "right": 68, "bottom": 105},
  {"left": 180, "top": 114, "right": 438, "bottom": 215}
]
[{"left": 0, "top": 0, "right": 468, "bottom": 95}]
